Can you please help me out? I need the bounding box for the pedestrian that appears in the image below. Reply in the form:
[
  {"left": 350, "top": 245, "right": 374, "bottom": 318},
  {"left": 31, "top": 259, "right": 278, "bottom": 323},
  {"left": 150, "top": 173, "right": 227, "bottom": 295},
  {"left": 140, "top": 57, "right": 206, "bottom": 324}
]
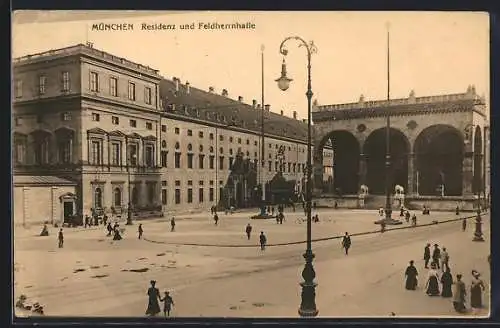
[
  {"left": 405, "top": 211, "right": 410, "bottom": 223},
  {"left": 453, "top": 274, "right": 467, "bottom": 313},
  {"left": 380, "top": 221, "right": 386, "bottom": 233},
  {"left": 213, "top": 213, "right": 219, "bottom": 226},
  {"left": 58, "top": 228, "right": 64, "bottom": 248},
  {"left": 106, "top": 222, "right": 113, "bottom": 236},
  {"left": 462, "top": 218, "right": 467, "bottom": 232},
  {"left": 170, "top": 217, "right": 176, "bottom": 232},
  {"left": 341, "top": 232, "right": 351, "bottom": 255},
  {"left": 84, "top": 215, "right": 89, "bottom": 228},
  {"left": 455, "top": 206, "right": 460, "bottom": 215},
  {"left": 138, "top": 224, "right": 143, "bottom": 239},
  {"left": 271, "top": 206, "right": 275, "bottom": 216},
  {"left": 470, "top": 270, "right": 485, "bottom": 314},
  {"left": 103, "top": 215, "right": 108, "bottom": 225},
  {"left": 113, "top": 226, "right": 122, "bottom": 240},
  {"left": 425, "top": 262, "right": 440, "bottom": 296},
  {"left": 160, "top": 291, "right": 175, "bottom": 317},
  {"left": 424, "top": 243, "right": 431, "bottom": 268},
  {"left": 245, "top": 223, "right": 252, "bottom": 240},
  {"left": 432, "top": 244, "right": 441, "bottom": 269},
  {"left": 441, "top": 267, "right": 453, "bottom": 298},
  {"left": 441, "top": 247, "right": 450, "bottom": 271},
  {"left": 145, "top": 280, "right": 161, "bottom": 317},
  {"left": 259, "top": 231, "right": 267, "bottom": 251},
  {"left": 411, "top": 213, "right": 417, "bottom": 226},
  {"left": 279, "top": 213, "right": 285, "bottom": 224},
  {"left": 334, "top": 201, "right": 338, "bottom": 209},
  {"left": 404, "top": 260, "right": 418, "bottom": 290}
]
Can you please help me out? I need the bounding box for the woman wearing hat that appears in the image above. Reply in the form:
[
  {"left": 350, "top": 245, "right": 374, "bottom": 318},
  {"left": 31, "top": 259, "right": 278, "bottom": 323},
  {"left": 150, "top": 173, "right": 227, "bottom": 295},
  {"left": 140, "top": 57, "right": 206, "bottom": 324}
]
[
  {"left": 404, "top": 260, "right": 418, "bottom": 290},
  {"left": 425, "top": 262, "right": 440, "bottom": 296},
  {"left": 145, "top": 280, "right": 161, "bottom": 316},
  {"left": 453, "top": 274, "right": 467, "bottom": 313},
  {"left": 470, "top": 270, "right": 485, "bottom": 313}
]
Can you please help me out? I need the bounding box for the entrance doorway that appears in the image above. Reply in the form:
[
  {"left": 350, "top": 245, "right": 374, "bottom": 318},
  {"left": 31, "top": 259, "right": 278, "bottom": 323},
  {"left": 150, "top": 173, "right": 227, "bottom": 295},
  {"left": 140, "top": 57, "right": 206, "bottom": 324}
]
[{"left": 63, "top": 201, "right": 74, "bottom": 219}]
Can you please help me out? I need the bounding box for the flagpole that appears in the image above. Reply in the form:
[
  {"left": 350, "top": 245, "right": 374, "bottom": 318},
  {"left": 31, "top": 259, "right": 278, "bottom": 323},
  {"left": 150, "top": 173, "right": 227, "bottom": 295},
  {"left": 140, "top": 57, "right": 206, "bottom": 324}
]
[{"left": 260, "top": 44, "right": 266, "bottom": 214}]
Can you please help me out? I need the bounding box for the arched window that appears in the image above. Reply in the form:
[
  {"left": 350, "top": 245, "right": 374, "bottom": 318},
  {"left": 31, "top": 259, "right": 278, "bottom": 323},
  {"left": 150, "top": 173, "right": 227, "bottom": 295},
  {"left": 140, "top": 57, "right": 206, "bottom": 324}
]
[
  {"left": 113, "top": 188, "right": 121, "bottom": 207},
  {"left": 94, "top": 187, "right": 103, "bottom": 209},
  {"left": 229, "top": 148, "right": 233, "bottom": 155},
  {"left": 175, "top": 142, "right": 180, "bottom": 149},
  {"left": 199, "top": 145, "right": 204, "bottom": 152},
  {"left": 219, "top": 147, "right": 224, "bottom": 154},
  {"left": 209, "top": 146, "right": 214, "bottom": 153},
  {"left": 162, "top": 140, "right": 167, "bottom": 148},
  {"left": 187, "top": 143, "right": 193, "bottom": 151}
]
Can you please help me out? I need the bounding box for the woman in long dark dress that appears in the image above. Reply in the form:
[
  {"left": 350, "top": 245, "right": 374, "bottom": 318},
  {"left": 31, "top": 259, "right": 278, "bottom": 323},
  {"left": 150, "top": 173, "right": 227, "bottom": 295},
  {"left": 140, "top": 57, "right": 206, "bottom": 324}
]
[
  {"left": 405, "top": 260, "right": 418, "bottom": 290},
  {"left": 470, "top": 270, "right": 485, "bottom": 314},
  {"left": 441, "top": 267, "right": 453, "bottom": 297},
  {"left": 145, "top": 280, "right": 161, "bottom": 316},
  {"left": 425, "top": 263, "right": 440, "bottom": 296}
]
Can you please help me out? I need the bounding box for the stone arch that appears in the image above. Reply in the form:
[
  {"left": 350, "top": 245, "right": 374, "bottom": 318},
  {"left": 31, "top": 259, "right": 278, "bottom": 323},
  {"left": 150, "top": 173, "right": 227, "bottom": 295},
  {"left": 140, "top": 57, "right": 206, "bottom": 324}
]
[
  {"left": 414, "top": 124, "right": 463, "bottom": 196},
  {"left": 473, "top": 126, "right": 483, "bottom": 193},
  {"left": 364, "top": 127, "right": 410, "bottom": 195},
  {"left": 314, "top": 130, "right": 360, "bottom": 195}
]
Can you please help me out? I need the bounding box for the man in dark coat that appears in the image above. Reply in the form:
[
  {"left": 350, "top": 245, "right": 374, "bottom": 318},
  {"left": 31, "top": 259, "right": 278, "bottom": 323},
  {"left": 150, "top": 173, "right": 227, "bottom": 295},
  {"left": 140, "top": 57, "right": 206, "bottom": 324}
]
[
  {"left": 405, "top": 260, "right": 418, "bottom": 290},
  {"left": 138, "top": 224, "right": 143, "bottom": 239},
  {"left": 462, "top": 218, "right": 467, "bottom": 232},
  {"left": 58, "top": 229, "right": 64, "bottom": 248},
  {"left": 245, "top": 223, "right": 252, "bottom": 240},
  {"left": 213, "top": 213, "right": 219, "bottom": 226},
  {"left": 342, "top": 232, "right": 351, "bottom": 255},
  {"left": 259, "top": 231, "right": 267, "bottom": 251},
  {"left": 170, "top": 217, "right": 176, "bottom": 232},
  {"left": 432, "top": 244, "right": 441, "bottom": 269},
  {"left": 424, "top": 243, "right": 431, "bottom": 268}
]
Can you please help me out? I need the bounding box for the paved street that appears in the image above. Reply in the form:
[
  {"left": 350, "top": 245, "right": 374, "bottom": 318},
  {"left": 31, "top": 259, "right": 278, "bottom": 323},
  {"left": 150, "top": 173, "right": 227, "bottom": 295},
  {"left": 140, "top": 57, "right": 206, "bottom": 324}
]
[{"left": 14, "top": 209, "right": 490, "bottom": 318}]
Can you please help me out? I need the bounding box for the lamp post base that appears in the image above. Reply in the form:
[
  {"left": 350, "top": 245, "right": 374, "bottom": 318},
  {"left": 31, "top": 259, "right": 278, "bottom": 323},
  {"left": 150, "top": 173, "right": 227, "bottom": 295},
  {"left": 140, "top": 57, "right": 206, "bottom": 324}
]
[
  {"left": 298, "top": 251, "right": 318, "bottom": 318},
  {"left": 473, "top": 235, "right": 485, "bottom": 242},
  {"left": 125, "top": 210, "right": 133, "bottom": 225}
]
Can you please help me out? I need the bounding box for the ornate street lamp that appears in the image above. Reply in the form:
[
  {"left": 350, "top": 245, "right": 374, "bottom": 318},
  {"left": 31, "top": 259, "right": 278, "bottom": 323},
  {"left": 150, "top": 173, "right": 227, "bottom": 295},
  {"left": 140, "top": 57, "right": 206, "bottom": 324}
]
[{"left": 276, "top": 36, "right": 318, "bottom": 317}]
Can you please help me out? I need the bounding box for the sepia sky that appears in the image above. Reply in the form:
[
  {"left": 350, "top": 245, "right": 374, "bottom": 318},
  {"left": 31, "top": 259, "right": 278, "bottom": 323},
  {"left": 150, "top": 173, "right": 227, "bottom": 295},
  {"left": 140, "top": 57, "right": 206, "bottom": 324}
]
[{"left": 12, "top": 11, "right": 489, "bottom": 121}]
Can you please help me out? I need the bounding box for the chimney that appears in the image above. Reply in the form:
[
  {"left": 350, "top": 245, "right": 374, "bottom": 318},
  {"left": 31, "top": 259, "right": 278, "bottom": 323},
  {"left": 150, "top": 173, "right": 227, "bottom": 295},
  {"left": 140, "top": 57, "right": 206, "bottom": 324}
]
[
  {"left": 252, "top": 100, "right": 257, "bottom": 108},
  {"left": 280, "top": 110, "right": 284, "bottom": 116},
  {"left": 238, "top": 96, "right": 243, "bottom": 102},
  {"left": 293, "top": 111, "right": 297, "bottom": 119},
  {"left": 209, "top": 86, "right": 214, "bottom": 93},
  {"left": 265, "top": 104, "right": 270, "bottom": 111},
  {"left": 173, "top": 77, "right": 179, "bottom": 92},
  {"left": 222, "top": 89, "right": 228, "bottom": 97},
  {"left": 185, "top": 81, "right": 190, "bottom": 94}
]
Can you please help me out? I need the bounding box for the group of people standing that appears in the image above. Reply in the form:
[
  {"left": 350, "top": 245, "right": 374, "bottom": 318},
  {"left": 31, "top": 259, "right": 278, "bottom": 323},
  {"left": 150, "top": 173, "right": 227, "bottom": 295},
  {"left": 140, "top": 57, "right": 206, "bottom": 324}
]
[{"left": 404, "top": 242, "right": 486, "bottom": 315}]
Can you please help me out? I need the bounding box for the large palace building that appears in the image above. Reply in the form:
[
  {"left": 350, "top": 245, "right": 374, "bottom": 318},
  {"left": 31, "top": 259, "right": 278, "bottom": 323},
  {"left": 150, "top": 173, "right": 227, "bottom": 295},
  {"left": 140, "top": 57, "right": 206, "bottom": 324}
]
[{"left": 12, "top": 43, "right": 333, "bottom": 226}]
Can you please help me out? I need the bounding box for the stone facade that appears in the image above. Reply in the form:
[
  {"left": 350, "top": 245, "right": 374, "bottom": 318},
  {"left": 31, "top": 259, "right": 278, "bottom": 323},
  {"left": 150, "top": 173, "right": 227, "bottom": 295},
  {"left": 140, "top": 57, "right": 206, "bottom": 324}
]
[
  {"left": 312, "top": 87, "right": 489, "bottom": 200},
  {"left": 13, "top": 43, "right": 333, "bottom": 218}
]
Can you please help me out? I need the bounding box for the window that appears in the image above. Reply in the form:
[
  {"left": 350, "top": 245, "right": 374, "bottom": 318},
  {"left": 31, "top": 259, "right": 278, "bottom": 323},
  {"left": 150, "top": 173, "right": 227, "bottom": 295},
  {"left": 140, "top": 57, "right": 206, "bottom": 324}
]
[
  {"left": 113, "top": 188, "right": 122, "bottom": 207},
  {"left": 112, "top": 116, "right": 119, "bottom": 125},
  {"left": 220, "top": 147, "right": 224, "bottom": 154},
  {"left": 254, "top": 141, "right": 258, "bottom": 146},
  {"left": 148, "top": 184, "right": 155, "bottom": 204},
  {"left": 145, "top": 145, "right": 154, "bottom": 167},
  {"left": 219, "top": 135, "right": 224, "bottom": 141},
  {"left": 199, "top": 188, "right": 204, "bottom": 203},
  {"left": 175, "top": 127, "right": 180, "bottom": 134},
  {"left": 268, "top": 161, "right": 272, "bottom": 171},
  {"left": 94, "top": 187, "right": 103, "bottom": 208},
  {"left": 61, "top": 112, "right": 71, "bottom": 121},
  {"left": 38, "top": 75, "right": 47, "bottom": 95},
  {"left": 130, "top": 119, "right": 137, "bottom": 127},
  {"left": 162, "top": 180, "right": 167, "bottom": 186},
  {"left": 175, "top": 180, "right": 181, "bottom": 187},
  {"left": 209, "top": 133, "right": 214, "bottom": 140},
  {"left": 128, "top": 82, "right": 136, "bottom": 100},
  {"left": 144, "top": 87, "right": 152, "bottom": 104},
  {"left": 187, "top": 188, "right": 193, "bottom": 203},
  {"left": 91, "top": 140, "right": 101, "bottom": 165},
  {"left": 109, "top": 77, "right": 118, "bottom": 97},
  {"left": 146, "top": 122, "right": 153, "bottom": 130},
  {"left": 175, "top": 189, "right": 181, "bottom": 204},
  {"left": 34, "top": 136, "right": 49, "bottom": 165},
  {"left": 162, "top": 140, "right": 167, "bottom": 148},
  {"left": 187, "top": 129, "right": 193, "bottom": 136},
  {"left": 209, "top": 155, "right": 215, "bottom": 169},
  {"left": 92, "top": 113, "right": 100, "bottom": 121},
  {"left": 238, "top": 138, "right": 242, "bottom": 144},
  {"left": 174, "top": 152, "right": 181, "bottom": 168},
  {"left": 219, "top": 156, "right": 224, "bottom": 170},
  {"left": 62, "top": 71, "right": 70, "bottom": 92},
  {"left": 269, "top": 143, "right": 272, "bottom": 149},
  {"left": 111, "top": 143, "right": 120, "bottom": 165},
  {"left": 229, "top": 157, "right": 234, "bottom": 169},
  {"left": 198, "top": 154, "right": 204, "bottom": 169},
  {"left": 275, "top": 162, "right": 278, "bottom": 171},
  {"left": 57, "top": 135, "right": 72, "bottom": 164},
  {"left": 209, "top": 188, "right": 214, "bottom": 202},
  {"left": 247, "top": 139, "right": 250, "bottom": 145},
  {"left": 161, "top": 189, "right": 167, "bottom": 205},
  {"left": 161, "top": 151, "right": 168, "bottom": 167},
  {"left": 199, "top": 131, "right": 204, "bottom": 138},
  {"left": 90, "top": 72, "right": 99, "bottom": 92},
  {"left": 15, "top": 139, "right": 26, "bottom": 164},
  {"left": 187, "top": 153, "right": 193, "bottom": 169},
  {"left": 128, "top": 144, "right": 138, "bottom": 166},
  {"left": 14, "top": 79, "right": 22, "bottom": 98},
  {"left": 161, "top": 125, "right": 167, "bottom": 132},
  {"left": 229, "top": 137, "right": 233, "bottom": 143},
  {"left": 288, "top": 163, "right": 291, "bottom": 172}
]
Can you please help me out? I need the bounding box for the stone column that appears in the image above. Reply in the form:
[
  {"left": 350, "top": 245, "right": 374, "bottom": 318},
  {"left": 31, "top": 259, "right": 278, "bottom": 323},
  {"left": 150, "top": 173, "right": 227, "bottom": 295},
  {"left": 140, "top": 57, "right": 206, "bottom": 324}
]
[
  {"left": 358, "top": 154, "right": 367, "bottom": 187},
  {"left": 462, "top": 152, "right": 474, "bottom": 196},
  {"left": 51, "top": 187, "right": 58, "bottom": 225},
  {"left": 407, "top": 153, "right": 415, "bottom": 196},
  {"left": 22, "top": 187, "right": 29, "bottom": 227}
]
